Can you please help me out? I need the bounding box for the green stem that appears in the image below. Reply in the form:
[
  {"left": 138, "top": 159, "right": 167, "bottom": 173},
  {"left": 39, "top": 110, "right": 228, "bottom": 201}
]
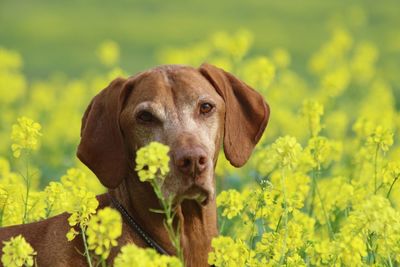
[
  {"left": 0, "top": 194, "right": 9, "bottom": 227},
  {"left": 313, "top": 172, "right": 334, "bottom": 240},
  {"left": 307, "top": 170, "right": 316, "bottom": 217},
  {"left": 388, "top": 254, "right": 393, "bottom": 267},
  {"left": 275, "top": 214, "right": 282, "bottom": 232},
  {"left": 386, "top": 174, "right": 400, "bottom": 199},
  {"left": 45, "top": 204, "right": 53, "bottom": 219},
  {"left": 152, "top": 181, "right": 184, "bottom": 263},
  {"left": 279, "top": 168, "right": 288, "bottom": 265},
  {"left": 248, "top": 190, "right": 265, "bottom": 249},
  {"left": 311, "top": 146, "right": 334, "bottom": 240},
  {"left": 374, "top": 145, "right": 379, "bottom": 194},
  {"left": 23, "top": 153, "right": 30, "bottom": 224},
  {"left": 80, "top": 225, "right": 93, "bottom": 267},
  {"left": 219, "top": 217, "right": 226, "bottom": 235},
  {"left": 366, "top": 232, "right": 376, "bottom": 264}
]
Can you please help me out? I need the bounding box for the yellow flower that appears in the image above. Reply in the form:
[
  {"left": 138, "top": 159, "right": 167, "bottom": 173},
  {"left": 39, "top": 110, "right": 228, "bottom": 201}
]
[
  {"left": 367, "top": 125, "right": 393, "bottom": 152},
  {"left": 382, "top": 161, "right": 400, "bottom": 185},
  {"left": 351, "top": 41, "right": 378, "bottom": 84},
  {"left": 60, "top": 167, "right": 105, "bottom": 195},
  {"left": 135, "top": 142, "right": 170, "bottom": 182},
  {"left": 270, "top": 172, "right": 311, "bottom": 211},
  {"left": 217, "top": 189, "right": 244, "bottom": 219},
  {"left": 321, "top": 66, "right": 350, "bottom": 97},
  {"left": 66, "top": 189, "right": 99, "bottom": 241},
  {"left": 43, "top": 182, "right": 68, "bottom": 217},
  {"left": 0, "top": 48, "right": 26, "bottom": 105},
  {"left": 286, "top": 252, "right": 306, "bottom": 267},
  {"left": 10, "top": 117, "right": 42, "bottom": 158},
  {"left": 96, "top": 40, "right": 120, "bottom": 67},
  {"left": 61, "top": 168, "right": 88, "bottom": 189},
  {"left": 338, "top": 236, "right": 367, "bottom": 266},
  {"left": 271, "top": 136, "right": 302, "bottom": 170},
  {"left": 0, "top": 47, "right": 23, "bottom": 71},
  {"left": 212, "top": 29, "right": 253, "bottom": 60},
  {"left": 307, "top": 240, "right": 337, "bottom": 265},
  {"left": 305, "top": 136, "right": 342, "bottom": 169},
  {"left": 208, "top": 236, "right": 253, "bottom": 267},
  {"left": 86, "top": 207, "right": 122, "bottom": 259},
  {"left": 1, "top": 235, "right": 36, "bottom": 267},
  {"left": 301, "top": 100, "right": 324, "bottom": 137},
  {"left": 241, "top": 56, "right": 275, "bottom": 91},
  {"left": 313, "top": 176, "right": 354, "bottom": 224},
  {"left": 353, "top": 117, "right": 375, "bottom": 140},
  {"left": 240, "top": 187, "right": 272, "bottom": 221},
  {"left": 272, "top": 48, "right": 291, "bottom": 69},
  {"left": 252, "top": 146, "right": 276, "bottom": 176},
  {"left": 114, "top": 244, "right": 182, "bottom": 267},
  {"left": 66, "top": 228, "right": 79, "bottom": 242}
]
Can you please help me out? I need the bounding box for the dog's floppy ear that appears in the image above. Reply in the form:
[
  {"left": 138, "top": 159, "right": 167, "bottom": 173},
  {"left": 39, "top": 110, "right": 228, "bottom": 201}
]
[
  {"left": 199, "top": 63, "right": 270, "bottom": 167},
  {"left": 77, "top": 77, "right": 130, "bottom": 188}
]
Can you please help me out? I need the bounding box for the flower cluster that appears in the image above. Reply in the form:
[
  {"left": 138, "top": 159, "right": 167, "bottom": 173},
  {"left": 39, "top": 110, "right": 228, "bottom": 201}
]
[
  {"left": 114, "top": 244, "right": 182, "bottom": 267},
  {"left": 66, "top": 189, "right": 99, "bottom": 241},
  {"left": 86, "top": 207, "right": 122, "bottom": 259},
  {"left": 271, "top": 136, "right": 303, "bottom": 170},
  {"left": 208, "top": 236, "right": 253, "bottom": 267},
  {"left": 97, "top": 40, "right": 120, "bottom": 67},
  {"left": 367, "top": 125, "right": 394, "bottom": 152},
  {"left": 10, "top": 117, "right": 42, "bottom": 158},
  {"left": 61, "top": 169, "right": 101, "bottom": 238},
  {"left": 305, "top": 136, "right": 342, "bottom": 169},
  {"left": 135, "top": 142, "right": 170, "bottom": 182},
  {"left": 383, "top": 161, "right": 400, "bottom": 188},
  {"left": 301, "top": 100, "right": 324, "bottom": 137},
  {"left": 1, "top": 235, "right": 36, "bottom": 267},
  {"left": 217, "top": 189, "right": 244, "bottom": 219},
  {"left": 204, "top": 26, "right": 400, "bottom": 266}
]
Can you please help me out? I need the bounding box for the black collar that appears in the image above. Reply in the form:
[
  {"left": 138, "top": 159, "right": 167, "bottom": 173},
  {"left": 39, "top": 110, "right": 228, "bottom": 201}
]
[{"left": 109, "top": 194, "right": 169, "bottom": 255}]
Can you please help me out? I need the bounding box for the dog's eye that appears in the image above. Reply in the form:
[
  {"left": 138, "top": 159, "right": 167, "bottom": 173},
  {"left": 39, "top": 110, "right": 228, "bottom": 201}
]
[
  {"left": 137, "top": 111, "right": 155, "bottom": 123},
  {"left": 200, "top": 103, "right": 214, "bottom": 115}
]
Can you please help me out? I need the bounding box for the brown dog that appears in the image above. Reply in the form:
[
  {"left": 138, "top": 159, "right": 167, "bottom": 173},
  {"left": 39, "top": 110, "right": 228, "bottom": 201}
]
[{"left": 0, "top": 63, "right": 269, "bottom": 267}]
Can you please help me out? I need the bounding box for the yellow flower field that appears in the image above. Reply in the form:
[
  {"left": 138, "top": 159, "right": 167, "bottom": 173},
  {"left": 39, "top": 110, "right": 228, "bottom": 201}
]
[{"left": 1, "top": 13, "right": 400, "bottom": 267}]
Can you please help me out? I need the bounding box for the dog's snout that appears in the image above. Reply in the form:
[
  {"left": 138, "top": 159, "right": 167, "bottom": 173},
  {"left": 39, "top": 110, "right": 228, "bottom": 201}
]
[{"left": 174, "top": 147, "right": 208, "bottom": 177}]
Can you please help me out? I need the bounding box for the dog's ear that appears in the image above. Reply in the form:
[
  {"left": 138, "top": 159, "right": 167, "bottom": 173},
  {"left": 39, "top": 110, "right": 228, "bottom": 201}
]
[
  {"left": 77, "top": 77, "right": 131, "bottom": 188},
  {"left": 199, "top": 63, "right": 270, "bottom": 167}
]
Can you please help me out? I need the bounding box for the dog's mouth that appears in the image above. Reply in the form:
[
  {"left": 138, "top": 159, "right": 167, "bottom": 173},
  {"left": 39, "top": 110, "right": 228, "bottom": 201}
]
[{"left": 174, "top": 185, "right": 211, "bottom": 206}]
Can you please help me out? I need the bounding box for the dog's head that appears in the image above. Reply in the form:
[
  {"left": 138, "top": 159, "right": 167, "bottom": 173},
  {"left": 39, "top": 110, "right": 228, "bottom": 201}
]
[{"left": 77, "top": 64, "right": 269, "bottom": 205}]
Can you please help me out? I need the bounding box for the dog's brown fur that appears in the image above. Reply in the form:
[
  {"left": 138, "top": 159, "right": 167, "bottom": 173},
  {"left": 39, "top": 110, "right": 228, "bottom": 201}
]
[{"left": 0, "top": 63, "right": 269, "bottom": 267}]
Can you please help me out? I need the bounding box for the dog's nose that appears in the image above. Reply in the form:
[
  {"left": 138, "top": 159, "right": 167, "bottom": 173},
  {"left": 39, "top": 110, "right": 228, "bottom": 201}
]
[{"left": 174, "top": 147, "right": 208, "bottom": 177}]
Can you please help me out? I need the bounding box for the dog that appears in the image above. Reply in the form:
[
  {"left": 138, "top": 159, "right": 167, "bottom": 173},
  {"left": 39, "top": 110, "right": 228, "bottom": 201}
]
[{"left": 0, "top": 63, "right": 270, "bottom": 266}]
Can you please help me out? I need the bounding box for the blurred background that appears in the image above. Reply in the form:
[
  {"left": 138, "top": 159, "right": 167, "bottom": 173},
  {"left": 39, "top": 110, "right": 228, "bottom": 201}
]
[
  {"left": 1, "top": 0, "right": 399, "bottom": 78},
  {"left": 0, "top": 0, "right": 400, "bottom": 187}
]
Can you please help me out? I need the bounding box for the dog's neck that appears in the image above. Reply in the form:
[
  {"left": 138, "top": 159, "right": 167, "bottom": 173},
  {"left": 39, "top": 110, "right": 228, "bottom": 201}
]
[{"left": 110, "top": 174, "right": 218, "bottom": 267}]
